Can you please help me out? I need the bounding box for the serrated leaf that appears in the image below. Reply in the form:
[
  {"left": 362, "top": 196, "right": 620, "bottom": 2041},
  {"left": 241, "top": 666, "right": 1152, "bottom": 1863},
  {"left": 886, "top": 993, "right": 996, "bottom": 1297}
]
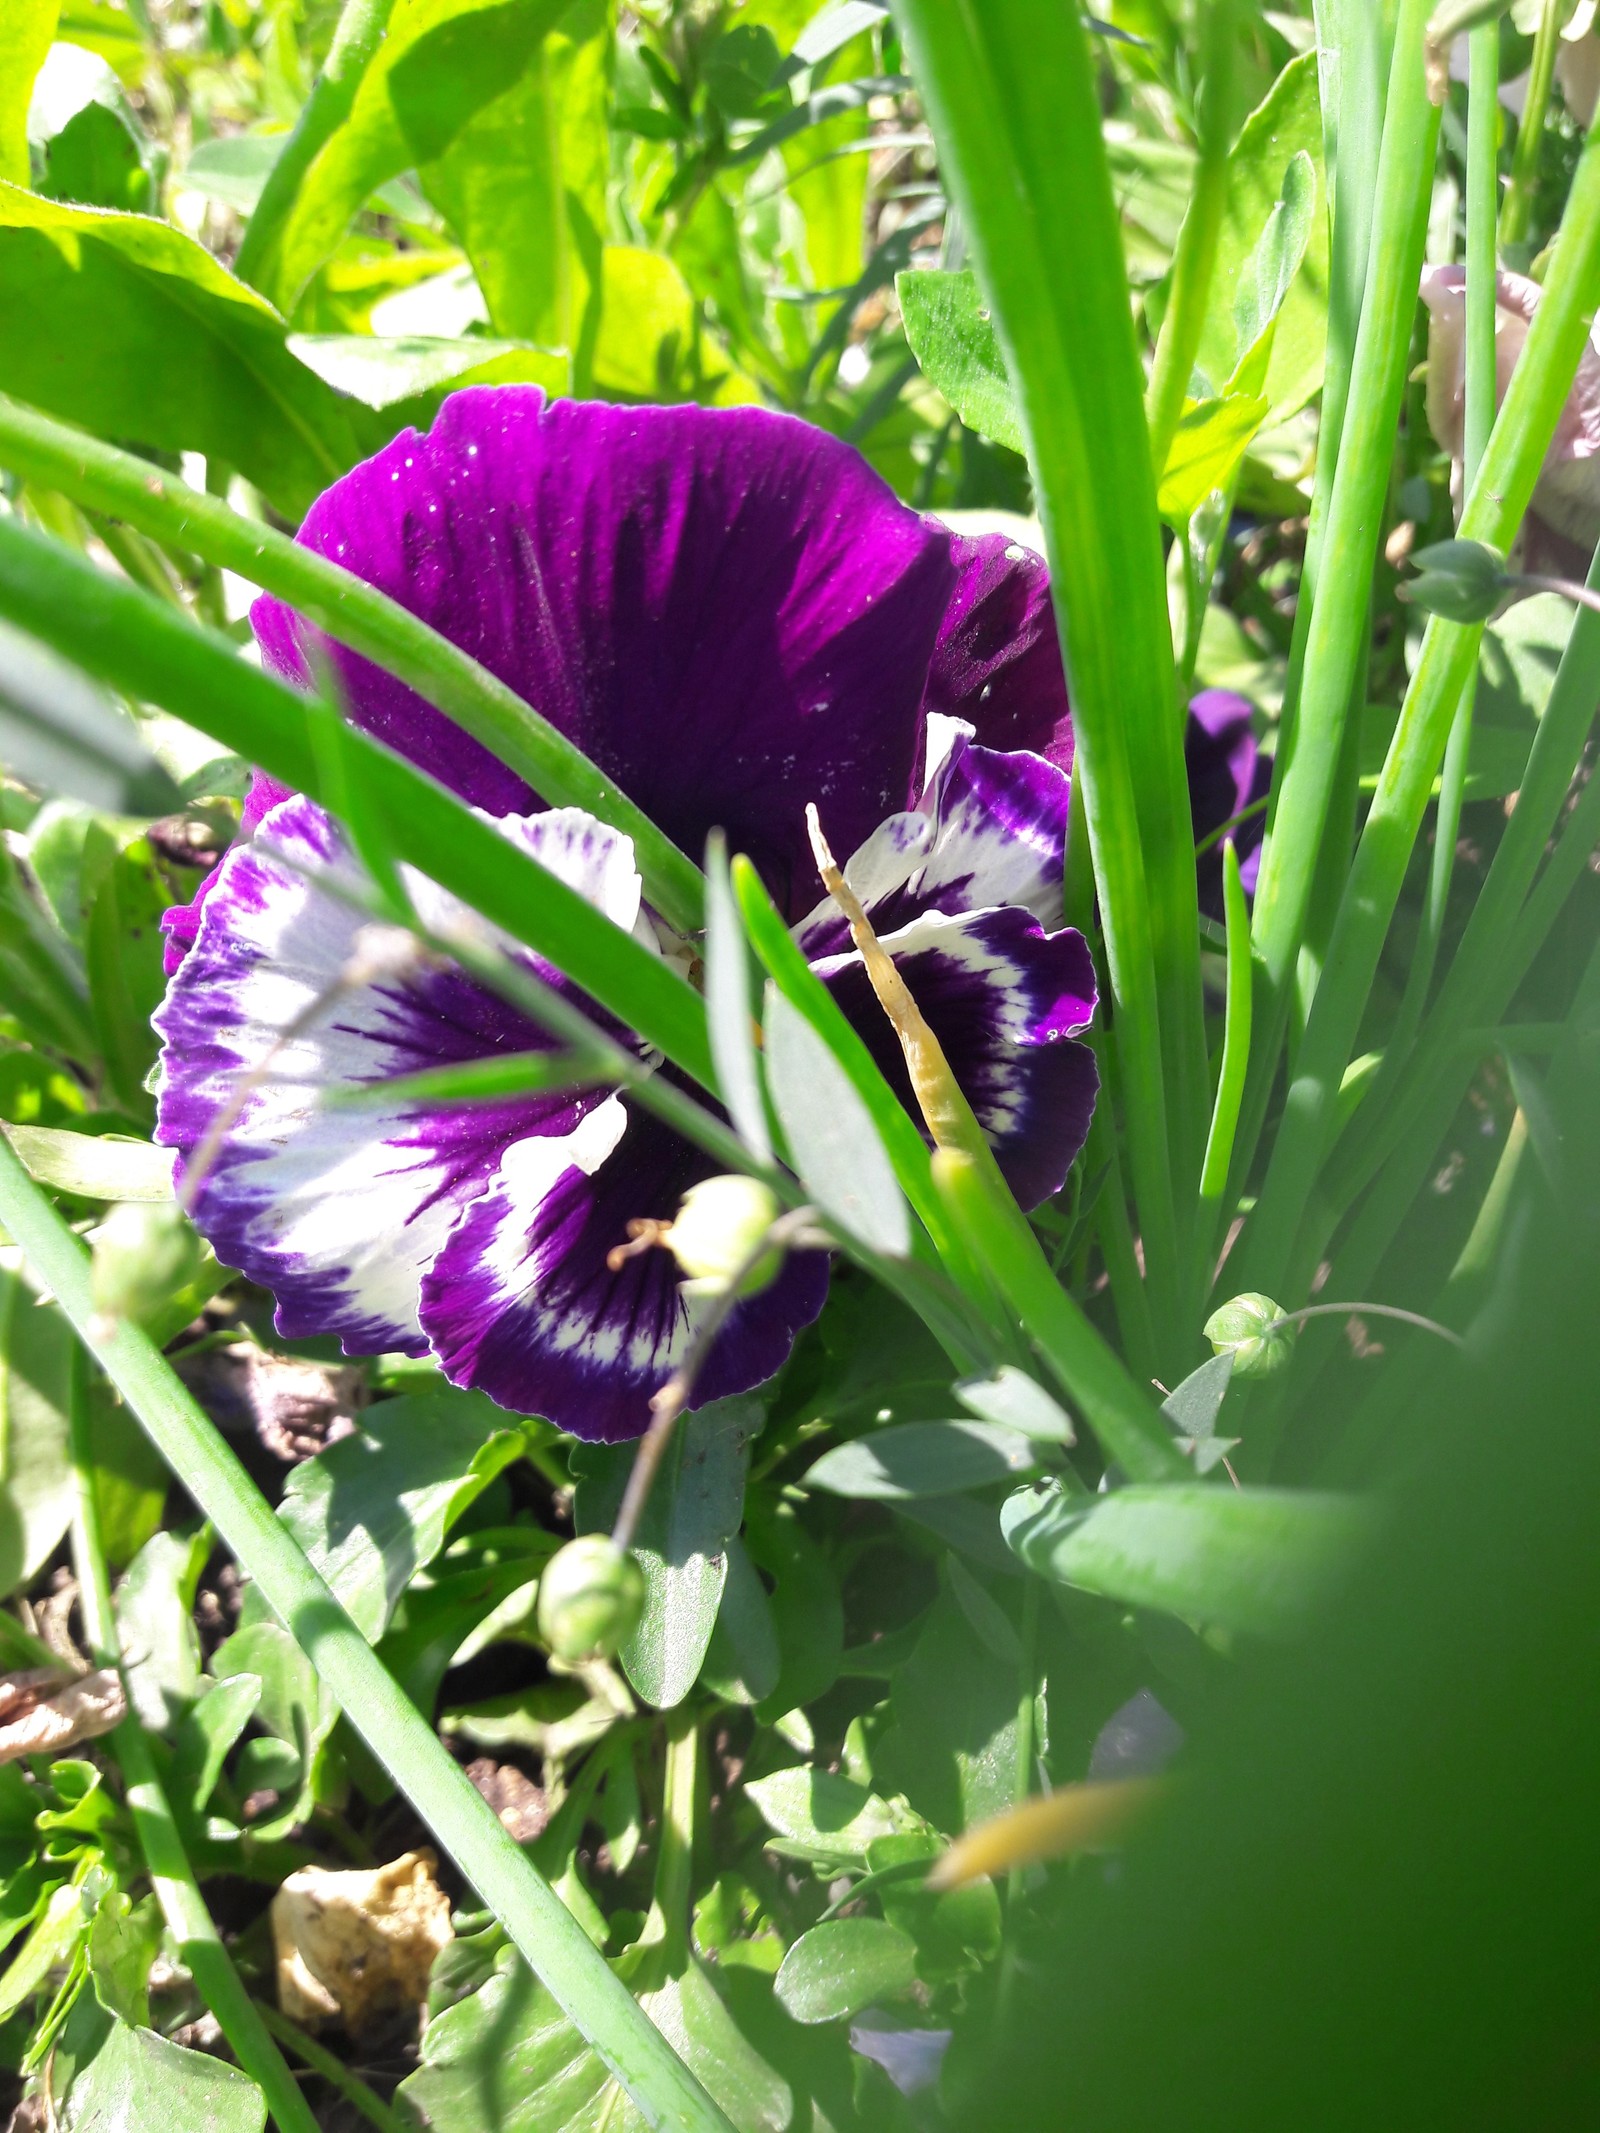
[
  {"left": 897, "top": 266, "right": 1023, "bottom": 453},
  {"left": 774, "top": 1918, "right": 917, "bottom": 2025},
  {"left": 763, "top": 983, "right": 909, "bottom": 1257},
  {"left": 280, "top": 1391, "right": 527, "bottom": 1642},
  {"left": 805, "top": 1420, "right": 1039, "bottom": 1500},
  {"left": 1001, "top": 1482, "right": 1365, "bottom": 1638}
]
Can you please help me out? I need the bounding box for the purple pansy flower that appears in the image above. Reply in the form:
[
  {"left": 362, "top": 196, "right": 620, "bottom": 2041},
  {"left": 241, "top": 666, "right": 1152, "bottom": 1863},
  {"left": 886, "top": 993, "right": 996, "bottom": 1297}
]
[
  {"left": 154, "top": 389, "right": 1101, "bottom": 1442},
  {"left": 1186, "top": 687, "right": 1270, "bottom": 921}
]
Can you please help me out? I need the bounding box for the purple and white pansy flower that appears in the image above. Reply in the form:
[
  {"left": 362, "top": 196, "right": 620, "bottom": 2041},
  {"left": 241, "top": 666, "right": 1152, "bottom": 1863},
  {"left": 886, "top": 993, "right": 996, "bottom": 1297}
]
[{"left": 154, "top": 387, "right": 1256, "bottom": 1443}]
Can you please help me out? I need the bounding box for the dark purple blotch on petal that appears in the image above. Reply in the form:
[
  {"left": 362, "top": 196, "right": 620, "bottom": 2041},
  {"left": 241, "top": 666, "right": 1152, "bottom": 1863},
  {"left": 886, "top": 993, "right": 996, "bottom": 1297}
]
[
  {"left": 251, "top": 387, "right": 958, "bottom": 917},
  {"left": 924, "top": 533, "right": 1074, "bottom": 772},
  {"left": 1185, "top": 688, "right": 1270, "bottom": 920}
]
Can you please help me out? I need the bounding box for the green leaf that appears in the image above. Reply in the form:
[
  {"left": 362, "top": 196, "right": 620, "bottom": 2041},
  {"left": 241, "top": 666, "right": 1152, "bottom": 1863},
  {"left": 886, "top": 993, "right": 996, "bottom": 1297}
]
[
  {"left": 887, "top": 1585, "right": 1019, "bottom": 1830},
  {"left": 280, "top": 1392, "right": 527, "bottom": 1642},
  {"left": 700, "top": 1534, "right": 780, "bottom": 1705},
  {"left": 115, "top": 1526, "right": 209, "bottom": 1728},
  {"left": 84, "top": 830, "right": 172, "bottom": 1121},
  {"left": 763, "top": 983, "right": 910, "bottom": 1258},
  {"left": 0, "top": 618, "right": 181, "bottom": 817},
  {"left": 0, "top": 0, "right": 56, "bottom": 188},
  {"left": 573, "top": 1398, "right": 761, "bottom": 1710},
  {"left": 773, "top": 1918, "right": 917, "bottom": 2025},
  {"left": 0, "top": 1266, "right": 75, "bottom": 1600},
  {"left": 419, "top": 0, "right": 612, "bottom": 365},
  {"left": 0, "top": 184, "right": 364, "bottom": 517},
  {"left": 704, "top": 835, "right": 772, "bottom": 1166},
  {"left": 1001, "top": 1482, "right": 1365, "bottom": 1638},
  {"left": 86, "top": 1892, "right": 161, "bottom": 2026},
  {"left": 956, "top": 1365, "right": 1075, "bottom": 1443},
  {"left": 897, "top": 267, "right": 1023, "bottom": 453},
  {"left": 264, "top": 0, "right": 575, "bottom": 315},
  {"left": 1229, "top": 149, "right": 1317, "bottom": 379},
  {"left": 287, "top": 331, "right": 566, "bottom": 408},
  {"left": 62, "top": 2015, "right": 266, "bottom": 2133},
  {"left": 401, "top": 1946, "right": 791, "bottom": 2133},
  {"left": 0, "top": 1126, "right": 173, "bottom": 1203},
  {"left": 744, "top": 1766, "right": 904, "bottom": 1865},
  {"left": 0, "top": 1882, "right": 86, "bottom": 2024},
  {"left": 1193, "top": 52, "right": 1329, "bottom": 421},
  {"left": 169, "top": 1675, "right": 263, "bottom": 1817},
  {"left": 745, "top": 1498, "right": 843, "bottom": 1722},
  {"left": 805, "top": 1420, "right": 1038, "bottom": 1500},
  {"left": 32, "top": 50, "right": 152, "bottom": 215},
  {"left": 1157, "top": 392, "right": 1271, "bottom": 525}
]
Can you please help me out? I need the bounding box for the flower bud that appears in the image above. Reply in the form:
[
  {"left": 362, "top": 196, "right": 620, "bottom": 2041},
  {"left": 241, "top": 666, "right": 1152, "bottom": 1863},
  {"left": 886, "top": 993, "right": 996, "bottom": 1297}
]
[
  {"left": 1398, "top": 538, "right": 1508, "bottom": 623},
  {"left": 1203, "top": 1292, "right": 1296, "bottom": 1381},
  {"left": 89, "top": 1200, "right": 205, "bottom": 1333},
  {"left": 667, "top": 1175, "right": 782, "bottom": 1296},
  {"left": 536, "top": 1535, "right": 646, "bottom": 1662}
]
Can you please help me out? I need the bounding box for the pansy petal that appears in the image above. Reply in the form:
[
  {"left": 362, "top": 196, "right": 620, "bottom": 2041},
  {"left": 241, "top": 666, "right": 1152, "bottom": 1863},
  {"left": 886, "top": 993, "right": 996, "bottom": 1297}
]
[
  {"left": 1185, "top": 690, "right": 1270, "bottom": 918},
  {"left": 160, "top": 770, "right": 295, "bottom": 975},
  {"left": 252, "top": 386, "right": 957, "bottom": 912},
  {"left": 795, "top": 731, "right": 1071, "bottom": 958},
  {"left": 924, "top": 532, "right": 1073, "bottom": 771},
  {"left": 421, "top": 1101, "right": 830, "bottom": 1441},
  {"left": 817, "top": 906, "right": 1099, "bottom": 1210},
  {"left": 153, "top": 798, "right": 639, "bottom": 1355}
]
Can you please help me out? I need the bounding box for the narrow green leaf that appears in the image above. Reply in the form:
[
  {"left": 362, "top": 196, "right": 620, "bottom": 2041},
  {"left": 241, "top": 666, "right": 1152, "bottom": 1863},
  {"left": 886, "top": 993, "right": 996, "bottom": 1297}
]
[
  {"left": 0, "top": 1126, "right": 172, "bottom": 1202},
  {"left": 1156, "top": 391, "right": 1271, "bottom": 524},
  {"left": 896, "top": 266, "right": 1023, "bottom": 452},
  {"left": 703, "top": 835, "right": 772, "bottom": 1166},
  {"left": 1002, "top": 1481, "right": 1364, "bottom": 1638},
  {"left": 0, "top": 616, "right": 180, "bottom": 817},
  {"left": 763, "top": 983, "right": 909, "bottom": 1258},
  {"left": 0, "top": 0, "right": 56, "bottom": 188},
  {"left": 805, "top": 1421, "right": 1038, "bottom": 1500},
  {"left": 0, "top": 1265, "right": 75, "bottom": 1600},
  {"left": 774, "top": 1918, "right": 917, "bottom": 2025}
]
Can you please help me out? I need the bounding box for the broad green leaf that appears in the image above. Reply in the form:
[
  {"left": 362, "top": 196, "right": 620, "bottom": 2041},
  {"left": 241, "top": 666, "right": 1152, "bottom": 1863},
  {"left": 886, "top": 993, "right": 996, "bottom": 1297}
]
[
  {"left": 805, "top": 1420, "right": 1038, "bottom": 1500},
  {"left": 0, "top": 836, "right": 94, "bottom": 1060},
  {"left": 1157, "top": 392, "right": 1271, "bottom": 525},
  {"left": 1193, "top": 52, "right": 1329, "bottom": 421},
  {"left": 287, "top": 331, "right": 566, "bottom": 408},
  {"left": 264, "top": 0, "right": 574, "bottom": 315},
  {"left": 62, "top": 2015, "right": 265, "bottom": 2133},
  {"left": 114, "top": 1526, "right": 209, "bottom": 1728},
  {"left": 280, "top": 1392, "right": 527, "bottom": 1641},
  {"left": 168, "top": 1675, "right": 263, "bottom": 1817},
  {"left": 587, "top": 244, "right": 758, "bottom": 405},
  {"left": 86, "top": 1892, "right": 161, "bottom": 2025},
  {"left": 30, "top": 43, "right": 151, "bottom": 214},
  {"left": 763, "top": 983, "right": 910, "bottom": 1258},
  {"left": 420, "top": 0, "right": 612, "bottom": 365},
  {"left": 956, "top": 1365, "right": 1075, "bottom": 1443},
  {"left": 888, "top": 1585, "right": 1020, "bottom": 1830},
  {"left": 704, "top": 835, "right": 772, "bottom": 1165},
  {"left": 572, "top": 1397, "right": 761, "bottom": 1709},
  {"left": 0, "top": 1125, "right": 172, "bottom": 1203},
  {"left": 54, "top": 3, "right": 144, "bottom": 83},
  {"left": 211, "top": 1615, "right": 336, "bottom": 1835},
  {"left": 1001, "top": 1482, "right": 1365, "bottom": 1638},
  {"left": 746, "top": 1498, "right": 844, "bottom": 1721},
  {"left": 897, "top": 267, "right": 1023, "bottom": 453},
  {"left": 400, "top": 1946, "right": 791, "bottom": 2133},
  {"left": 1230, "top": 149, "right": 1316, "bottom": 376},
  {"left": 700, "top": 1534, "right": 780, "bottom": 1705},
  {"left": 745, "top": 1765, "right": 905, "bottom": 1864},
  {"left": 0, "top": 1882, "right": 85, "bottom": 2024},
  {"left": 0, "top": 1266, "right": 75, "bottom": 1601},
  {"left": 0, "top": 1, "right": 56, "bottom": 187},
  {"left": 83, "top": 1372, "right": 169, "bottom": 1571},
  {"left": 84, "top": 829, "right": 172, "bottom": 1121},
  {"left": 773, "top": 1918, "right": 916, "bottom": 2025},
  {"left": 1160, "top": 1353, "right": 1240, "bottom": 1475},
  {"left": 0, "top": 184, "right": 364, "bottom": 516}
]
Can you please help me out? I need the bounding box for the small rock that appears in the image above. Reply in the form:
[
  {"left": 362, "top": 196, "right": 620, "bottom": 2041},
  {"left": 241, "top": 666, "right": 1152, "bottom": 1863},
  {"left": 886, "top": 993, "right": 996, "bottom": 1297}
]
[
  {"left": 272, "top": 1850, "right": 453, "bottom": 2039},
  {"left": 465, "top": 1758, "right": 550, "bottom": 1843}
]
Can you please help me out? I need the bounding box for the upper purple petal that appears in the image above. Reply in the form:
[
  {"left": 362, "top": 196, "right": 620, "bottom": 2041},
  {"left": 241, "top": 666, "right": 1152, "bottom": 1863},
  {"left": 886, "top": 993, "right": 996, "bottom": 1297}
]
[
  {"left": 923, "top": 533, "right": 1073, "bottom": 772},
  {"left": 252, "top": 387, "right": 958, "bottom": 915},
  {"left": 1185, "top": 689, "right": 1270, "bottom": 918}
]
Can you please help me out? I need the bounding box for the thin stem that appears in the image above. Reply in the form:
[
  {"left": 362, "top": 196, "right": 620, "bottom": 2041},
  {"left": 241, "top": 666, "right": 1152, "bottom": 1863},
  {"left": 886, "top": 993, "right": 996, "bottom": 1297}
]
[
  {"left": 252, "top": 2002, "right": 411, "bottom": 2133},
  {"left": 654, "top": 1707, "right": 699, "bottom": 1975},
  {"left": 1199, "top": 842, "right": 1252, "bottom": 1251},
  {"left": 995, "top": 1574, "right": 1041, "bottom": 2031},
  {"left": 1500, "top": 0, "right": 1561, "bottom": 248},
  {"left": 66, "top": 1348, "right": 321, "bottom": 2133},
  {"left": 0, "top": 1139, "right": 735, "bottom": 2133},
  {"left": 1265, "top": 1301, "right": 1465, "bottom": 1348},
  {"left": 0, "top": 396, "right": 705, "bottom": 934},
  {"left": 232, "top": 0, "right": 399, "bottom": 304},
  {"left": 1145, "top": 0, "right": 1239, "bottom": 476}
]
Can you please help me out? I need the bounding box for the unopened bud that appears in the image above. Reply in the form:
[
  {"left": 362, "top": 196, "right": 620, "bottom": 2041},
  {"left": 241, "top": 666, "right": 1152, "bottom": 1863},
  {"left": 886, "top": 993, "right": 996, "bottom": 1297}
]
[
  {"left": 1203, "top": 1292, "right": 1296, "bottom": 1381},
  {"left": 1398, "top": 538, "right": 1507, "bottom": 623},
  {"left": 536, "top": 1535, "right": 646, "bottom": 1662},
  {"left": 89, "top": 1201, "right": 205, "bottom": 1333},
  {"left": 667, "top": 1175, "right": 783, "bottom": 1297}
]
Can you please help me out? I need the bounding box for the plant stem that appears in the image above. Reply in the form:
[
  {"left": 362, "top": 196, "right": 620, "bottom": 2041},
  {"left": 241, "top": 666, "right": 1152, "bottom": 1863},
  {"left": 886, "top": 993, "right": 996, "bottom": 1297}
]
[
  {"left": 0, "top": 395, "right": 705, "bottom": 935},
  {"left": 0, "top": 1141, "right": 735, "bottom": 2133},
  {"left": 65, "top": 1347, "right": 321, "bottom": 2133},
  {"left": 655, "top": 1707, "right": 699, "bottom": 1975},
  {"left": 232, "top": 0, "right": 398, "bottom": 305},
  {"left": 253, "top": 2001, "right": 412, "bottom": 2133},
  {"left": 1501, "top": 0, "right": 1561, "bottom": 248},
  {"left": 995, "top": 1574, "right": 1040, "bottom": 2030},
  {"left": 1199, "top": 841, "right": 1252, "bottom": 1262},
  {"left": 1146, "top": 0, "right": 1239, "bottom": 476}
]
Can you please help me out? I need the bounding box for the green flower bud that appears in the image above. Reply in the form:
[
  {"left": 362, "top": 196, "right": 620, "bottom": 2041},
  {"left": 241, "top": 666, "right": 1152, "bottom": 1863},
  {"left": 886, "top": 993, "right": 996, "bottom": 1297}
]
[
  {"left": 1398, "top": 538, "right": 1508, "bottom": 624},
  {"left": 1203, "top": 1292, "right": 1296, "bottom": 1381},
  {"left": 536, "top": 1535, "right": 646, "bottom": 1662},
  {"left": 667, "top": 1175, "right": 783, "bottom": 1297},
  {"left": 89, "top": 1200, "right": 205, "bottom": 1332}
]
